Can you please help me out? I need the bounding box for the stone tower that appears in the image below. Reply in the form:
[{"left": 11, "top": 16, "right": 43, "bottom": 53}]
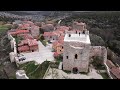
[{"left": 63, "top": 30, "right": 91, "bottom": 73}]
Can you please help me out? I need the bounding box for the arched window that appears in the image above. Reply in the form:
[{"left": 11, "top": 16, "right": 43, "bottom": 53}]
[
  {"left": 75, "top": 54, "right": 78, "bottom": 59},
  {"left": 76, "top": 31, "right": 77, "bottom": 34}
]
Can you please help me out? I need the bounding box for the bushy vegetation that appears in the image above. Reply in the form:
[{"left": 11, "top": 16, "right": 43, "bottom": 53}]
[
  {"left": 54, "top": 54, "right": 63, "bottom": 62},
  {"left": 99, "top": 72, "right": 110, "bottom": 79},
  {"left": 91, "top": 56, "right": 105, "bottom": 70},
  {"left": 0, "top": 25, "right": 9, "bottom": 33}
]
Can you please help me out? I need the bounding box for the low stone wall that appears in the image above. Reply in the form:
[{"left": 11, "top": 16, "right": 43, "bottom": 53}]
[
  {"left": 104, "top": 62, "right": 113, "bottom": 79},
  {"left": 8, "top": 33, "right": 17, "bottom": 63},
  {"left": 43, "top": 65, "right": 51, "bottom": 79}
]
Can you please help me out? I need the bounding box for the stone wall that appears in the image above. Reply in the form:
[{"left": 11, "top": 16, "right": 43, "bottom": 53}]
[
  {"left": 8, "top": 33, "right": 17, "bottom": 62},
  {"left": 63, "top": 41, "right": 91, "bottom": 72},
  {"left": 90, "top": 46, "right": 107, "bottom": 63}
]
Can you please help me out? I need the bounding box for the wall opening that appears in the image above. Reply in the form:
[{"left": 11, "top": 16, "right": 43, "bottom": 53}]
[
  {"left": 75, "top": 54, "right": 78, "bottom": 59},
  {"left": 69, "top": 34, "right": 71, "bottom": 37},
  {"left": 66, "top": 56, "right": 68, "bottom": 59},
  {"left": 83, "top": 30, "right": 85, "bottom": 34},
  {"left": 73, "top": 67, "right": 78, "bottom": 74}
]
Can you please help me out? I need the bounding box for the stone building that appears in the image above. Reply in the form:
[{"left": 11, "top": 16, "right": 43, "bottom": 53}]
[
  {"left": 72, "top": 22, "right": 86, "bottom": 31},
  {"left": 29, "top": 26, "right": 40, "bottom": 39},
  {"left": 63, "top": 30, "right": 91, "bottom": 73}
]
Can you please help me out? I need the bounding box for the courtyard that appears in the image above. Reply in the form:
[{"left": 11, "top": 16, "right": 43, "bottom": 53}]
[{"left": 18, "top": 41, "right": 54, "bottom": 64}]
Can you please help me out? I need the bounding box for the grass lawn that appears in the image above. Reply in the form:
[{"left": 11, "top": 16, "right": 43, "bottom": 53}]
[{"left": 19, "top": 61, "right": 50, "bottom": 79}]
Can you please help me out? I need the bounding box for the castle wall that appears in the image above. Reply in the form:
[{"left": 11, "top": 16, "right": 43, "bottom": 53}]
[{"left": 90, "top": 46, "right": 107, "bottom": 63}]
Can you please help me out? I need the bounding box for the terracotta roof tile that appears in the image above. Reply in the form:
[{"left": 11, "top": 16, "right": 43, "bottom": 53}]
[
  {"left": 110, "top": 67, "right": 120, "bottom": 79},
  {"left": 18, "top": 45, "right": 29, "bottom": 52}
]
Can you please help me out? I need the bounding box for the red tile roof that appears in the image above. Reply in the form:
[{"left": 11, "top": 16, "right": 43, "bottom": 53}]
[
  {"left": 18, "top": 39, "right": 38, "bottom": 47},
  {"left": 106, "top": 60, "right": 116, "bottom": 69},
  {"left": 54, "top": 52, "right": 59, "bottom": 57},
  {"left": 9, "top": 30, "right": 29, "bottom": 35},
  {"left": 110, "top": 67, "right": 120, "bottom": 79},
  {"left": 28, "top": 39, "right": 38, "bottom": 46},
  {"left": 18, "top": 39, "right": 28, "bottom": 46},
  {"left": 19, "top": 34, "right": 34, "bottom": 40},
  {"left": 43, "top": 32, "right": 52, "bottom": 36},
  {"left": 18, "top": 45, "right": 29, "bottom": 52},
  {"left": 52, "top": 41, "right": 59, "bottom": 46},
  {"left": 43, "top": 32, "right": 57, "bottom": 37}
]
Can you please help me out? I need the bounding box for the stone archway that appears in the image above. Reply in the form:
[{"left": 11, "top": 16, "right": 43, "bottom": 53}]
[{"left": 73, "top": 67, "right": 78, "bottom": 74}]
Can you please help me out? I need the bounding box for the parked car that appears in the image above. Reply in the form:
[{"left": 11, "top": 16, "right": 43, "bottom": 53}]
[{"left": 19, "top": 57, "right": 26, "bottom": 61}]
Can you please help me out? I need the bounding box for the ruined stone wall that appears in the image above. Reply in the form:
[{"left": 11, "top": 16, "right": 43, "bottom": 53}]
[
  {"left": 73, "top": 24, "right": 84, "bottom": 31},
  {"left": 90, "top": 46, "right": 107, "bottom": 63}
]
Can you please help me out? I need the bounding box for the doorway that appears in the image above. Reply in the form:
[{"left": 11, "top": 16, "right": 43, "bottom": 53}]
[{"left": 73, "top": 67, "right": 78, "bottom": 74}]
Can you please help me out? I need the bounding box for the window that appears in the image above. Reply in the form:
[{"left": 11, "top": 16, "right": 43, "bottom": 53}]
[
  {"left": 62, "top": 46, "right": 63, "bottom": 49},
  {"left": 83, "top": 31, "right": 85, "bottom": 34},
  {"left": 75, "top": 54, "right": 78, "bottom": 59},
  {"left": 66, "top": 56, "right": 68, "bottom": 59},
  {"left": 60, "top": 50, "right": 61, "bottom": 52},
  {"left": 76, "top": 31, "right": 77, "bottom": 34}
]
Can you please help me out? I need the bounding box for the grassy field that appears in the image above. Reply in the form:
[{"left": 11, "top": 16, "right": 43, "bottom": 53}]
[
  {"left": 0, "top": 25, "right": 9, "bottom": 33},
  {"left": 19, "top": 61, "right": 50, "bottom": 79}
]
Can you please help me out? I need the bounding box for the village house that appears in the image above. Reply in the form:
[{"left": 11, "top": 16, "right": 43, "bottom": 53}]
[
  {"left": 41, "top": 23, "right": 54, "bottom": 32},
  {"left": 8, "top": 27, "right": 39, "bottom": 54},
  {"left": 43, "top": 30, "right": 64, "bottom": 43},
  {"left": 16, "top": 21, "right": 40, "bottom": 39},
  {"left": 29, "top": 25, "right": 40, "bottom": 39},
  {"left": 52, "top": 35, "right": 64, "bottom": 56},
  {"left": 55, "top": 26, "right": 70, "bottom": 34},
  {"left": 18, "top": 39, "right": 38, "bottom": 53}
]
